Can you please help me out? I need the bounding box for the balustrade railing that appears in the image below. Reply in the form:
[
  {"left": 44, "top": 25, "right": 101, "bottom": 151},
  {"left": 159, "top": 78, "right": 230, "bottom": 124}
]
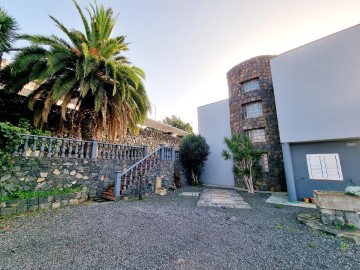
[
  {"left": 13, "top": 134, "right": 147, "bottom": 160},
  {"left": 175, "top": 150, "right": 180, "bottom": 160},
  {"left": 113, "top": 144, "right": 175, "bottom": 197}
]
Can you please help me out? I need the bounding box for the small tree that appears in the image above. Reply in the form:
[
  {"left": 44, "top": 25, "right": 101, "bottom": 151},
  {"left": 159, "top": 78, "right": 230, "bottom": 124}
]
[
  {"left": 179, "top": 134, "right": 210, "bottom": 185},
  {"left": 163, "top": 115, "right": 193, "bottom": 133},
  {"left": 222, "top": 133, "right": 262, "bottom": 193}
]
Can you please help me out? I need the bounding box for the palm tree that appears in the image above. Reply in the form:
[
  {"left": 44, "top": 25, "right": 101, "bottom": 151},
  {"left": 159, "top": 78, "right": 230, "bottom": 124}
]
[
  {"left": 0, "top": 6, "right": 18, "bottom": 65},
  {"left": 0, "top": 0, "right": 150, "bottom": 141}
]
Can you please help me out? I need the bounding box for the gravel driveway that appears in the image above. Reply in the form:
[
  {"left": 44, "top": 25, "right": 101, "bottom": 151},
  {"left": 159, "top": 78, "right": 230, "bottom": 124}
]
[{"left": 1, "top": 186, "right": 359, "bottom": 270}]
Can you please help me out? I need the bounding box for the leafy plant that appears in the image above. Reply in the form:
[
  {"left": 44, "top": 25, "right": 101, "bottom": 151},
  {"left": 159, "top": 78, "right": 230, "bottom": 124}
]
[
  {"left": 347, "top": 224, "right": 358, "bottom": 231},
  {"left": 335, "top": 222, "right": 343, "bottom": 230},
  {"left": 308, "top": 242, "right": 316, "bottom": 248},
  {"left": 0, "top": 119, "right": 51, "bottom": 168},
  {"left": 222, "top": 133, "right": 262, "bottom": 193},
  {"left": 179, "top": 134, "right": 210, "bottom": 185},
  {"left": 274, "top": 204, "right": 283, "bottom": 209},
  {"left": 339, "top": 241, "right": 349, "bottom": 251},
  {"left": 0, "top": 187, "right": 83, "bottom": 202},
  {"left": 275, "top": 225, "right": 284, "bottom": 229}
]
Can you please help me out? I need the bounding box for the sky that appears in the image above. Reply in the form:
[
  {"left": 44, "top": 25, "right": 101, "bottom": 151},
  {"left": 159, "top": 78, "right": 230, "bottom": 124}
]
[{"left": 2, "top": 0, "right": 360, "bottom": 132}]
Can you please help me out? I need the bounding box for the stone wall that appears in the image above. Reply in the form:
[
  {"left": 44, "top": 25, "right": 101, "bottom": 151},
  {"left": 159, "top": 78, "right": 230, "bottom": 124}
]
[
  {"left": 0, "top": 187, "right": 89, "bottom": 217},
  {"left": 119, "top": 128, "right": 180, "bottom": 152},
  {"left": 314, "top": 191, "right": 360, "bottom": 229},
  {"left": 175, "top": 159, "right": 188, "bottom": 186},
  {"left": 145, "top": 161, "right": 174, "bottom": 192},
  {"left": 227, "top": 55, "right": 285, "bottom": 191},
  {"left": 0, "top": 157, "right": 136, "bottom": 198}
]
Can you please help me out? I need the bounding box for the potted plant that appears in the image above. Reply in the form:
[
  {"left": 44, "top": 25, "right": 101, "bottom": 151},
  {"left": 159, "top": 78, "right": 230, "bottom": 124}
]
[
  {"left": 304, "top": 198, "right": 309, "bottom": 203},
  {"left": 310, "top": 197, "right": 315, "bottom": 204}
]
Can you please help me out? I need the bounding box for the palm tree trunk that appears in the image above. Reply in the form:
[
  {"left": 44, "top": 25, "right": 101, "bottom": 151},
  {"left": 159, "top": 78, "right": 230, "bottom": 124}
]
[
  {"left": 78, "top": 108, "right": 98, "bottom": 141},
  {"left": 0, "top": 52, "right": 3, "bottom": 67}
]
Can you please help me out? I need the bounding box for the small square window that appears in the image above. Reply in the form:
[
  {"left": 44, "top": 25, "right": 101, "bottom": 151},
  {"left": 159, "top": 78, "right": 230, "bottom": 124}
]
[
  {"left": 247, "top": 129, "right": 266, "bottom": 143},
  {"left": 244, "top": 102, "right": 263, "bottom": 119},
  {"left": 242, "top": 79, "right": 260, "bottom": 93}
]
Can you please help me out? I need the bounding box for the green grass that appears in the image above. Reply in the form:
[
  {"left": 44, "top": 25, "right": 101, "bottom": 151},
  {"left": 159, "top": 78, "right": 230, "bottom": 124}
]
[
  {"left": 275, "top": 225, "right": 285, "bottom": 229},
  {"left": 347, "top": 224, "right": 358, "bottom": 231},
  {"left": 274, "top": 204, "right": 283, "bottom": 209},
  {"left": 339, "top": 241, "right": 349, "bottom": 251},
  {"left": 0, "top": 187, "right": 83, "bottom": 202},
  {"left": 308, "top": 242, "right": 316, "bottom": 248}
]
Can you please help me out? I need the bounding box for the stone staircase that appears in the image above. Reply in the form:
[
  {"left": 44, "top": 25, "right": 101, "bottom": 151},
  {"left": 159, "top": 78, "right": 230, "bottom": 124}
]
[{"left": 102, "top": 145, "right": 174, "bottom": 201}]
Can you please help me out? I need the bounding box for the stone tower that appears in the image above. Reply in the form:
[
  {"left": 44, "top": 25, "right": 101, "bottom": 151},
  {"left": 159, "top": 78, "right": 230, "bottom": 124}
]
[{"left": 227, "top": 55, "right": 285, "bottom": 191}]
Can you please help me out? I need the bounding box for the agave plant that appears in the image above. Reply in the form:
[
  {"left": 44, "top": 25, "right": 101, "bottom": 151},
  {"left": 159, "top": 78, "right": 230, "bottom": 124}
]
[{"left": 0, "top": 0, "right": 150, "bottom": 141}]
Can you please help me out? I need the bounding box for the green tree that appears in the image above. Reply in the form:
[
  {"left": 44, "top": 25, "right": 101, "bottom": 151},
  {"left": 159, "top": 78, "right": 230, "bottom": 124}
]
[
  {"left": 179, "top": 134, "right": 210, "bottom": 185},
  {"left": 0, "top": 0, "right": 150, "bottom": 141},
  {"left": 0, "top": 6, "right": 18, "bottom": 64},
  {"left": 222, "top": 134, "right": 262, "bottom": 193},
  {"left": 163, "top": 115, "right": 193, "bottom": 133}
]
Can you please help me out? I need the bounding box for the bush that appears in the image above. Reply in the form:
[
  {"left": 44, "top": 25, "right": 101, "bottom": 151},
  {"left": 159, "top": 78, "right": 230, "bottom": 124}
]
[
  {"left": 179, "top": 134, "right": 210, "bottom": 185},
  {"left": 222, "top": 133, "right": 262, "bottom": 193},
  {"left": 0, "top": 118, "right": 51, "bottom": 168}
]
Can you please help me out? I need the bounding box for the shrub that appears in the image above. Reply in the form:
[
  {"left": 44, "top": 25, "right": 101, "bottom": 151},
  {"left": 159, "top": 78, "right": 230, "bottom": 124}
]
[
  {"left": 0, "top": 118, "right": 51, "bottom": 168},
  {"left": 179, "top": 134, "right": 210, "bottom": 185},
  {"left": 222, "top": 133, "right": 262, "bottom": 193}
]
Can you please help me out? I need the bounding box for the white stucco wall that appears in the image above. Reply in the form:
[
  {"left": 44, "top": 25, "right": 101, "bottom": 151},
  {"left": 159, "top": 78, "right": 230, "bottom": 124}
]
[
  {"left": 270, "top": 24, "right": 360, "bottom": 143},
  {"left": 197, "top": 99, "right": 234, "bottom": 187}
]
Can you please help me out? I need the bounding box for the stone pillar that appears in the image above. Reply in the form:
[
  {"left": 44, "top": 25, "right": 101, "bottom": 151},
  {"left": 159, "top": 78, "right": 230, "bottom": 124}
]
[
  {"left": 170, "top": 145, "right": 175, "bottom": 161},
  {"left": 159, "top": 144, "right": 165, "bottom": 161},
  {"left": 90, "top": 140, "right": 98, "bottom": 159},
  {"left": 114, "top": 171, "right": 122, "bottom": 197}
]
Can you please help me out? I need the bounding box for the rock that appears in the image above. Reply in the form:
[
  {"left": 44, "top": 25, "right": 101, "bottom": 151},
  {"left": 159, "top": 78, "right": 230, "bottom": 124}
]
[
  {"left": 61, "top": 200, "right": 69, "bottom": 206},
  {"left": 28, "top": 205, "right": 39, "bottom": 212},
  {"left": 14, "top": 166, "right": 20, "bottom": 172},
  {"left": 345, "top": 212, "right": 360, "bottom": 228},
  {"left": 100, "top": 175, "right": 105, "bottom": 181},
  {"left": 25, "top": 176, "right": 36, "bottom": 182},
  {"left": 63, "top": 162, "right": 73, "bottom": 166},
  {"left": 83, "top": 160, "right": 89, "bottom": 164},
  {"left": 75, "top": 173, "right": 83, "bottom": 179},
  {"left": 0, "top": 202, "right": 7, "bottom": 208},
  {"left": 70, "top": 170, "right": 76, "bottom": 176},
  {"left": 47, "top": 196, "right": 55, "bottom": 203},
  {"left": 63, "top": 169, "right": 70, "bottom": 175},
  {"left": 0, "top": 175, "right": 12, "bottom": 181},
  {"left": 53, "top": 169, "right": 61, "bottom": 175},
  {"left": 320, "top": 213, "right": 333, "bottom": 225},
  {"left": 82, "top": 176, "right": 89, "bottom": 180},
  {"left": 19, "top": 177, "right": 25, "bottom": 182},
  {"left": 320, "top": 208, "right": 335, "bottom": 215},
  {"left": 39, "top": 203, "right": 51, "bottom": 210},
  {"left": 17, "top": 204, "right": 28, "bottom": 213},
  {"left": 40, "top": 172, "right": 48, "bottom": 178},
  {"left": 333, "top": 216, "right": 345, "bottom": 226},
  {"left": 37, "top": 177, "right": 46, "bottom": 183},
  {"left": 69, "top": 199, "right": 79, "bottom": 205},
  {"left": 52, "top": 202, "right": 61, "bottom": 209},
  {"left": 71, "top": 181, "right": 77, "bottom": 185},
  {"left": 0, "top": 207, "right": 16, "bottom": 215}
]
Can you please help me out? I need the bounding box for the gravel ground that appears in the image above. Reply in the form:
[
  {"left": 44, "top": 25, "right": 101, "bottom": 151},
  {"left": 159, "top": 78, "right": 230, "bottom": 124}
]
[{"left": 1, "top": 186, "right": 359, "bottom": 270}]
